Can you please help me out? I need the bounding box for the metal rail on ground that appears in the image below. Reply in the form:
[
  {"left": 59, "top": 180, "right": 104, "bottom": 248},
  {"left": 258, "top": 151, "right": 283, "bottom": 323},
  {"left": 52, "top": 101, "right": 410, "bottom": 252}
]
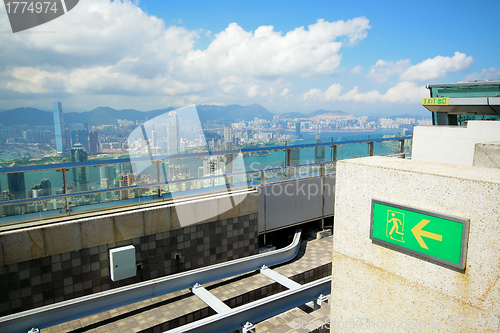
[{"left": 168, "top": 276, "right": 332, "bottom": 333}]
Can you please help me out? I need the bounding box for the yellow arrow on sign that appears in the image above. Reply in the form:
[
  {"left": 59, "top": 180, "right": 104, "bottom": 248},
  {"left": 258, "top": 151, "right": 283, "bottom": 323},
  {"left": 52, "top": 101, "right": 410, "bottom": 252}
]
[{"left": 411, "top": 219, "right": 443, "bottom": 249}]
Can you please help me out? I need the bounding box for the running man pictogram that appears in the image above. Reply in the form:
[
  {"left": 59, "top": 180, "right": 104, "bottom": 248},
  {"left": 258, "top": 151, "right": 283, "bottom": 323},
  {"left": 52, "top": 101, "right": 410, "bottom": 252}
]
[{"left": 386, "top": 210, "right": 405, "bottom": 243}]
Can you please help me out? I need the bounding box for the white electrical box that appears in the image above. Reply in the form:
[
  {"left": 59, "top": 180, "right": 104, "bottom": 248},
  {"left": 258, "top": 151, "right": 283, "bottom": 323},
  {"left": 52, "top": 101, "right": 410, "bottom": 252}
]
[{"left": 109, "top": 245, "right": 136, "bottom": 281}]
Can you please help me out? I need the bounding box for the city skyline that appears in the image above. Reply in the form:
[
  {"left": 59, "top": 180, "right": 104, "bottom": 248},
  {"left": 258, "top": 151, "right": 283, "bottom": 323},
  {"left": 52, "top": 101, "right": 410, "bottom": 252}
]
[{"left": 1, "top": 1, "right": 499, "bottom": 116}]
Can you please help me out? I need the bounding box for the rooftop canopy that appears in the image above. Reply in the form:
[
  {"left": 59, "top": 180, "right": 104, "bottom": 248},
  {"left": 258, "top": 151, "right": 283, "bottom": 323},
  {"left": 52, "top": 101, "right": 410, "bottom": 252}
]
[{"left": 422, "top": 80, "right": 500, "bottom": 125}]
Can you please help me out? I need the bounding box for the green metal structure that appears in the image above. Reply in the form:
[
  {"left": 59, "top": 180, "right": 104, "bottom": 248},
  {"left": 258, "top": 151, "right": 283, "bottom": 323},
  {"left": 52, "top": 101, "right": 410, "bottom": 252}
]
[{"left": 422, "top": 81, "right": 500, "bottom": 126}]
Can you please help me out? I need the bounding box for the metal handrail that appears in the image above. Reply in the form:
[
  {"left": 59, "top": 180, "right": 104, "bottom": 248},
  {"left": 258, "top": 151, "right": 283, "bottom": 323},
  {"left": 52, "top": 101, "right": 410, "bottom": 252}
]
[
  {"left": 0, "top": 136, "right": 412, "bottom": 221},
  {"left": 0, "top": 136, "right": 412, "bottom": 174}
]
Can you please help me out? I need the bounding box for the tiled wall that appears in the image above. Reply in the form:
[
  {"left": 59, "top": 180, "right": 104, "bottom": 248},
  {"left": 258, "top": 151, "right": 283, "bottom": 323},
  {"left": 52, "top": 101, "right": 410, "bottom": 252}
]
[{"left": 0, "top": 213, "right": 258, "bottom": 316}]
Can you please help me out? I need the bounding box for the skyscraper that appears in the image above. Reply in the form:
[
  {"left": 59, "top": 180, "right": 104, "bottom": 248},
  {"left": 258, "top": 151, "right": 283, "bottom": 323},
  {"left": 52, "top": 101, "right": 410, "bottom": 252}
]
[
  {"left": 7, "top": 163, "right": 26, "bottom": 200},
  {"left": 152, "top": 130, "right": 158, "bottom": 148},
  {"left": 71, "top": 138, "right": 88, "bottom": 192},
  {"left": 53, "top": 102, "right": 66, "bottom": 155},
  {"left": 64, "top": 128, "right": 72, "bottom": 152},
  {"left": 314, "top": 134, "right": 325, "bottom": 164},
  {"left": 89, "top": 131, "right": 99, "bottom": 154},
  {"left": 78, "top": 129, "right": 89, "bottom": 152},
  {"left": 71, "top": 129, "right": 89, "bottom": 152},
  {"left": 28, "top": 178, "right": 51, "bottom": 198},
  {"left": 167, "top": 111, "right": 180, "bottom": 156},
  {"left": 290, "top": 149, "right": 300, "bottom": 166},
  {"left": 100, "top": 165, "right": 116, "bottom": 188},
  {"left": 224, "top": 125, "right": 232, "bottom": 143},
  {"left": 202, "top": 156, "right": 227, "bottom": 187}
]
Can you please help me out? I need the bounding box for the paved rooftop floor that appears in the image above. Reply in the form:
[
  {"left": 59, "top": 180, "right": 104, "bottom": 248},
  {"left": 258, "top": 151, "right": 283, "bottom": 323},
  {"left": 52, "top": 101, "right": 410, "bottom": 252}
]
[
  {"left": 43, "top": 233, "right": 333, "bottom": 333},
  {"left": 254, "top": 295, "right": 331, "bottom": 333}
]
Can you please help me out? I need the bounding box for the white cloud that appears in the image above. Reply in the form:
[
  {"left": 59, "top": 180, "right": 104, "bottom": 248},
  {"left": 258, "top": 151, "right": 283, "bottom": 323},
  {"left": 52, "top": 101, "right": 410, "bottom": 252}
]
[
  {"left": 297, "top": 81, "right": 425, "bottom": 105},
  {"left": 350, "top": 65, "right": 362, "bottom": 74},
  {"left": 465, "top": 67, "right": 500, "bottom": 81},
  {"left": 339, "top": 82, "right": 427, "bottom": 103},
  {"left": 303, "top": 88, "right": 323, "bottom": 100},
  {"left": 247, "top": 85, "right": 260, "bottom": 97},
  {"left": 6, "top": 67, "right": 67, "bottom": 94},
  {"left": 367, "top": 59, "right": 410, "bottom": 83},
  {"left": 180, "top": 17, "right": 370, "bottom": 79},
  {"left": 324, "top": 83, "right": 342, "bottom": 100},
  {"left": 0, "top": 0, "right": 373, "bottom": 110},
  {"left": 400, "top": 52, "right": 473, "bottom": 82},
  {"left": 383, "top": 82, "right": 428, "bottom": 103}
]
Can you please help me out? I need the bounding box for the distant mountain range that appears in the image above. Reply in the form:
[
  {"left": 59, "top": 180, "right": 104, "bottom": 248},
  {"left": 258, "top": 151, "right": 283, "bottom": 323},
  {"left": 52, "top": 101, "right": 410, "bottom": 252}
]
[
  {"left": 281, "top": 109, "right": 350, "bottom": 119},
  {"left": 0, "top": 105, "right": 352, "bottom": 128}
]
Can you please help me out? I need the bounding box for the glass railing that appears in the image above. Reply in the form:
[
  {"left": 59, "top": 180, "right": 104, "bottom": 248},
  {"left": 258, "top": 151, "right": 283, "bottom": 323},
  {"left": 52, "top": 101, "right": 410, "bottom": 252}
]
[{"left": 0, "top": 135, "right": 412, "bottom": 227}]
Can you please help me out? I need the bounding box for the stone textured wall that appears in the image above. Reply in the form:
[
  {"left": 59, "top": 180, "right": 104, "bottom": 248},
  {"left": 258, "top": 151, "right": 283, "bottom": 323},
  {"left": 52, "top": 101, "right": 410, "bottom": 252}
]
[
  {"left": 0, "top": 192, "right": 259, "bottom": 316},
  {"left": 331, "top": 156, "right": 500, "bottom": 330},
  {"left": 473, "top": 141, "right": 500, "bottom": 169}
]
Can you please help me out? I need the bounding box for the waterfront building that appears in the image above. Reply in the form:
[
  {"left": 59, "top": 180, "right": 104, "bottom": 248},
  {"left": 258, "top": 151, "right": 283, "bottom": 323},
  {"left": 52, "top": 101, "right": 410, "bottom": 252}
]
[
  {"left": 119, "top": 173, "right": 135, "bottom": 199},
  {"left": 64, "top": 128, "right": 72, "bottom": 152},
  {"left": 70, "top": 139, "right": 88, "bottom": 192},
  {"left": 290, "top": 148, "right": 300, "bottom": 166},
  {"left": 28, "top": 178, "right": 52, "bottom": 198},
  {"left": 100, "top": 165, "right": 116, "bottom": 188},
  {"left": 52, "top": 102, "right": 66, "bottom": 155},
  {"left": 315, "top": 137, "right": 325, "bottom": 164},
  {"left": 71, "top": 129, "right": 89, "bottom": 152},
  {"left": 202, "top": 155, "right": 228, "bottom": 187},
  {"left": 151, "top": 130, "right": 158, "bottom": 148},
  {"left": 88, "top": 130, "right": 99, "bottom": 154},
  {"left": 167, "top": 111, "right": 180, "bottom": 156},
  {"left": 7, "top": 163, "right": 26, "bottom": 200},
  {"left": 224, "top": 125, "right": 232, "bottom": 143}
]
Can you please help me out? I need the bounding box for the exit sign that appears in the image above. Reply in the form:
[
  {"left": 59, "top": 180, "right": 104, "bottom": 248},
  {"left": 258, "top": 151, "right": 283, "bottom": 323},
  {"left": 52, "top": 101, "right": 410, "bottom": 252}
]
[
  {"left": 370, "top": 200, "right": 469, "bottom": 270},
  {"left": 422, "top": 97, "right": 449, "bottom": 105}
]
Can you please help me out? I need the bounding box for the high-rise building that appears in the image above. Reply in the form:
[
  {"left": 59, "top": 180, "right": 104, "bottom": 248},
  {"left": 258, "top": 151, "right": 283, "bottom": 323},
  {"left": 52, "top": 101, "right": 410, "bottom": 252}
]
[
  {"left": 168, "top": 164, "right": 189, "bottom": 178},
  {"left": 315, "top": 138, "right": 325, "bottom": 164},
  {"left": 71, "top": 129, "right": 89, "bottom": 152},
  {"left": 295, "top": 122, "right": 301, "bottom": 135},
  {"left": 64, "top": 128, "right": 72, "bottom": 152},
  {"left": 89, "top": 131, "right": 99, "bottom": 154},
  {"left": 119, "top": 173, "right": 135, "bottom": 199},
  {"left": 7, "top": 163, "right": 26, "bottom": 200},
  {"left": 53, "top": 102, "right": 66, "bottom": 155},
  {"left": 167, "top": 111, "right": 180, "bottom": 156},
  {"left": 224, "top": 125, "right": 232, "bottom": 143},
  {"left": 290, "top": 148, "right": 300, "bottom": 166},
  {"left": 151, "top": 130, "right": 158, "bottom": 148},
  {"left": 202, "top": 156, "right": 228, "bottom": 187},
  {"left": 40, "top": 178, "right": 52, "bottom": 196},
  {"left": 79, "top": 130, "right": 89, "bottom": 152},
  {"left": 100, "top": 165, "right": 116, "bottom": 188},
  {"left": 28, "top": 178, "right": 51, "bottom": 198},
  {"left": 71, "top": 139, "right": 88, "bottom": 192}
]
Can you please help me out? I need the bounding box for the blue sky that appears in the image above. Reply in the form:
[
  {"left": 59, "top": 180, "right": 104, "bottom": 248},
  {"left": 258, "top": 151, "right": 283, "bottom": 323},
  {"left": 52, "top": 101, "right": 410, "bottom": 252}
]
[{"left": 1, "top": 0, "right": 499, "bottom": 116}]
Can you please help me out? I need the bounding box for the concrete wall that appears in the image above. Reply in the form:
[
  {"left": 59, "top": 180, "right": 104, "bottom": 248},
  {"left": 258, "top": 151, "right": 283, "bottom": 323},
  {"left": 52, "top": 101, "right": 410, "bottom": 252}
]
[
  {"left": 0, "top": 191, "right": 259, "bottom": 316},
  {"left": 473, "top": 142, "right": 500, "bottom": 169},
  {"left": 330, "top": 157, "right": 500, "bottom": 332},
  {"left": 412, "top": 121, "right": 500, "bottom": 166}
]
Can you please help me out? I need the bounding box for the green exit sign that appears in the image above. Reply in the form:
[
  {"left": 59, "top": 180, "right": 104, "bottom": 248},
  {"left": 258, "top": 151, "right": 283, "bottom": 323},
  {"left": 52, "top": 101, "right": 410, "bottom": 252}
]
[{"left": 371, "top": 200, "right": 469, "bottom": 270}]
